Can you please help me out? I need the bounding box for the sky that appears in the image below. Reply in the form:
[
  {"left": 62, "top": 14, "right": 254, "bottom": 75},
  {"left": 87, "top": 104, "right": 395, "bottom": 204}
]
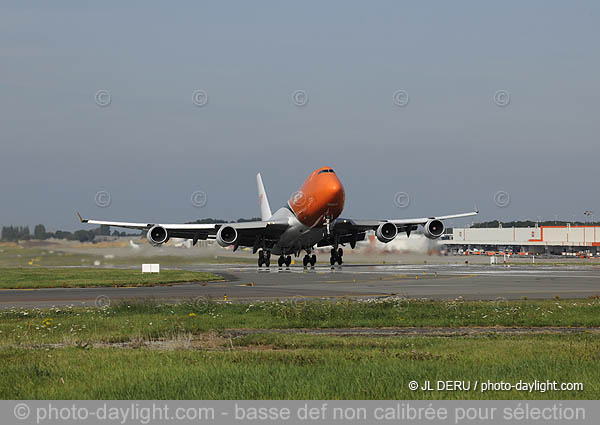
[{"left": 1, "top": 1, "right": 599, "bottom": 231}]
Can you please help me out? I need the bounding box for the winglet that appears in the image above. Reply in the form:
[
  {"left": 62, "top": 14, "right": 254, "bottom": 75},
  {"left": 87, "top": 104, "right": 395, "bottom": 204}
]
[
  {"left": 76, "top": 212, "right": 88, "bottom": 223},
  {"left": 474, "top": 203, "right": 479, "bottom": 214}
]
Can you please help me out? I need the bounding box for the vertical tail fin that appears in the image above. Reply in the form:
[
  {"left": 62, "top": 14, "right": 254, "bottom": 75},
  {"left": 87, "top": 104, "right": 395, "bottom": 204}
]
[{"left": 256, "top": 173, "right": 272, "bottom": 221}]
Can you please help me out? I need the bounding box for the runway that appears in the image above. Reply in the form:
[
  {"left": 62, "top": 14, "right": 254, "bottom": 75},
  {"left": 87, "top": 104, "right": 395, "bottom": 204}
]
[{"left": 1, "top": 263, "right": 600, "bottom": 308}]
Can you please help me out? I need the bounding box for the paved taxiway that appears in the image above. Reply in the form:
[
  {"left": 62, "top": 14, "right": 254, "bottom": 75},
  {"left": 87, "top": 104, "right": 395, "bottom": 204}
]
[{"left": 1, "top": 263, "right": 599, "bottom": 308}]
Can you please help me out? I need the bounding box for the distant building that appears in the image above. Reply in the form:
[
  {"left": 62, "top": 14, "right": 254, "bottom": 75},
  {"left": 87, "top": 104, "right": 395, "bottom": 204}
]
[{"left": 442, "top": 225, "right": 600, "bottom": 255}]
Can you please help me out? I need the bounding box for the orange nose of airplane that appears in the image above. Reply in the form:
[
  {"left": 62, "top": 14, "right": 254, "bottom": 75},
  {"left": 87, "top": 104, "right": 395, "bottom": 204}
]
[{"left": 289, "top": 167, "right": 345, "bottom": 227}]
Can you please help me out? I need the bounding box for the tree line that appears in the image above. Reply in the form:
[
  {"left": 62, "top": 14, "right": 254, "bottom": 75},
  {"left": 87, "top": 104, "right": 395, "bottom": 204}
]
[
  {"left": 1, "top": 224, "right": 136, "bottom": 243},
  {"left": 186, "top": 217, "right": 261, "bottom": 224}
]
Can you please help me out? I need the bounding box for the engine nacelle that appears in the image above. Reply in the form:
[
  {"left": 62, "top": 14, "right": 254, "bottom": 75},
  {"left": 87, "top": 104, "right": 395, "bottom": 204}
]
[
  {"left": 376, "top": 222, "right": 398, "bottom": 243},
  {"left": 422, "top": 219, "right": 445, "bottom": 239},
  {"left": 216, "top": 225, "right": 238, "bottom": 247},
  {"left": 147, "top": 225, "right": 169, "bottom": 246}
]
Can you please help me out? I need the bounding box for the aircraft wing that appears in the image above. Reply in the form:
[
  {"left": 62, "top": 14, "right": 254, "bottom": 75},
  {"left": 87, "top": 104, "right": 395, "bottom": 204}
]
[
  {"left": 329, "top": 210, "right": 478, "bottom": 241},
  {"left": 77, "top": 213, "right": 289, "bottom": 247},
  {"left": 387, "top": 210, "right": 479, "bottom": 226}
]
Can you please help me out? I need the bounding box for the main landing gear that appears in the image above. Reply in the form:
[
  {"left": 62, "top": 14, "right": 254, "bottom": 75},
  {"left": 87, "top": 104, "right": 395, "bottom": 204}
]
[
  {"left": 302, "top": 254, "right": 317, "bottom": 268},
  {"left": 278, "top": 255, "right": 292, "bottom": 268},
  {"left": 257, "top": 250, "right": 271, "bottom": 268},
  {"left": 330, "top": 248, "right": 343, "bottom": 266}
]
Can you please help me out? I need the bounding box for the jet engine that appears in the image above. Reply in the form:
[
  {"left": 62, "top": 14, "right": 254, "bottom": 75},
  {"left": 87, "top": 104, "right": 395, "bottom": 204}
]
[
  {"left": 147, "top": 225, "right": 169, "bottom": 246},
  {"left": 216, "top": 225, "right": 238, "bottom": 247},
  {"left": 375, "top": 222, "right": 398, "bottom": 243},
  {"left": 422, "top": 219, "right": 445, "bottom": 239}
]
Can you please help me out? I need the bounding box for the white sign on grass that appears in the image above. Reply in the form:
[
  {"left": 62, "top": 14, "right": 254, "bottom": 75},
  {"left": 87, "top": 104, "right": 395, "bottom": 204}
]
[{"left": 142, "top": 264, "right": 160, "bottom": 273}]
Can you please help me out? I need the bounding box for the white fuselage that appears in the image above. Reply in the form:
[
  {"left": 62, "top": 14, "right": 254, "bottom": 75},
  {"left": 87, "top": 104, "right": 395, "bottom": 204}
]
[{"left": 268, "top": 207, "right": 326, "bottom": 255}]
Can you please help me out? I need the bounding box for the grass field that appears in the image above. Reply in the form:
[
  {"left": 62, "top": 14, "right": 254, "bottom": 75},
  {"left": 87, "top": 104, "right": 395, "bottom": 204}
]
[
  {"left": 0, "top": 268, "right": 222, "bottom": 289},
  {"left": 1, "top": 255, "right": 598, "bottom": 400},
  {"left": 2, "top": 298, "right": 600, "bottom": 345},
  {"left": 1, "top": 334, "right": 598, "bottom": 399},
  {"left": 0, "top": 244, "right": 256, "bottom": 268},
  {"left": 2, "top": 299, "right": 599, "bottom": 399}
]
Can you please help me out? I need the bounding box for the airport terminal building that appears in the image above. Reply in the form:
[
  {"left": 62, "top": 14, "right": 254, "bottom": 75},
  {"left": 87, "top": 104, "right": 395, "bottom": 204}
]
[{"left": 442, "top": 225, "right": 600, "bottom": 255}]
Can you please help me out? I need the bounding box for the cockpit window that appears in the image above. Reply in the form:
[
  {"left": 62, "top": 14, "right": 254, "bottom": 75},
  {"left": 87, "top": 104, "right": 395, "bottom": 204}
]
[{"left": 318, "top": 169, "right": 335, "bottom": 174}]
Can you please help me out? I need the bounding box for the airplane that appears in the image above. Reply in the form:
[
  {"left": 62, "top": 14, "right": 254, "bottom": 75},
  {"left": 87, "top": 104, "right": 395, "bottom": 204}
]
[{"left": 78, "top": 167, "right": 478, "bottom": 268}]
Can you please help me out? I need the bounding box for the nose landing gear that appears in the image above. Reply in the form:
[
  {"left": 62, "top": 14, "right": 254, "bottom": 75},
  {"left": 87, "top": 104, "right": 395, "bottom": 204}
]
[
  {"left": 302, "top": 254, "right": 317, "bottom": 268},
  {"left": 330, "top": 248, "right": 343, "bottom": 266},
  {"left": 278, "top": 255, "right": 292, "bottom": 268}
]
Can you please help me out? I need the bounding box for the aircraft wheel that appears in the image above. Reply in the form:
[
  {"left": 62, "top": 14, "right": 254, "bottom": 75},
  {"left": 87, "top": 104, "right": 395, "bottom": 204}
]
[
  {"left": 310, "top": 255, "right": 317, "bottom": 266},
  {"left": 258, "top": 250, "right": 264, "bottom": 267},
  {"left": 278, "top": 256, "right": 285, "bottom": 268},
  {"left": 302, "top": 255, "right": 309, "bottom": 267},
  {"left": 337, "top": 256, "right": 343, "bottom": 265},
  {"left": 264, "top": 257, "right": 270, "bottom": 267},
  {"left": 330, "top": 256, "right": 336, "bottom": 266},
  {"left": 285, "top": 256, "right": 292, "bottom": 267},
  {"left": 338, "top": 248, "right": 343, "bottom": 258}
]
